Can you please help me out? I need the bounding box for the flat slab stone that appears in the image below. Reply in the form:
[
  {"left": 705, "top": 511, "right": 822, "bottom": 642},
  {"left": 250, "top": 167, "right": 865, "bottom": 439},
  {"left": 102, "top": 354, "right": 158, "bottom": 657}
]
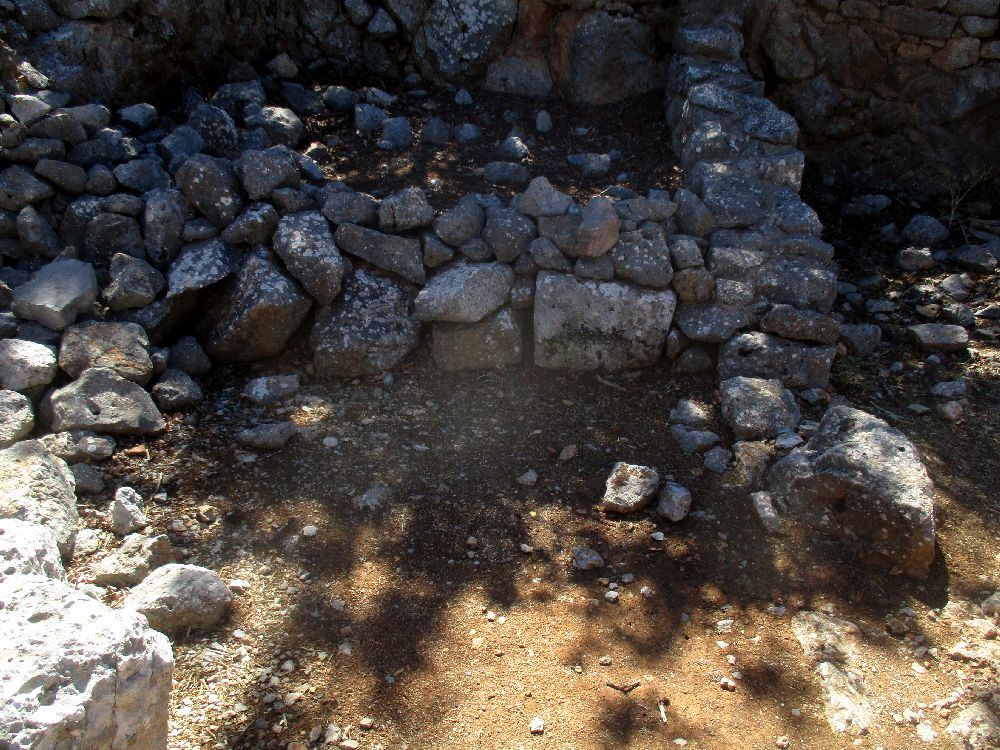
[
  {"left": 533, "top": 271, "right": 676, "bottom": 371},
  {"left": 48, "top": 368, "right": 165, "bottom": 436},
  {"left": 335, "top": 223, "right": 426, "bottom": 284},
  {"left": 907, "top": 323, "right": 970, "bottom": 353},
  {"left": 11, "top": 259, "right": 97, "bottom": 330},
  {"left": 0, "top": 573, "right": 173, "bottom": 749},
  {"left": 768, "top": 406, "right": 936, "bottom": 578},
  {"left": 0, "top": 441, "right": 77, "bottom": 557},
  {"left": 414, "top": 262, "right": 514, "bottom": 323}
]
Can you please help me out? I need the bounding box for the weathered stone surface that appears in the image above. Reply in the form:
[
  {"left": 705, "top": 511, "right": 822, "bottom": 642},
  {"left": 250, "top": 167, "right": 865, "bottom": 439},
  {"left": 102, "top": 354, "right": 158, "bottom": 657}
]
[
  {"left": 561, "top": 11, "right": 665, "bottom": 105},
  {"left": 11, "top": 259, "right": 98, "bottom": 330},
  {"left": 432, "top": 307, "right": 522, "bottom": 371},
  {"left": 319, "top": 188, "right": 378, "bottom": 228},
  {"left": 92, "top": 533, "right": 171, "bottom": 587},
  {"left": 0, "top": 391, "right": 34, "bottom": 449},
  {"left": 236, "top": 148, "right": 299, "bottom": 201},
  {"left": 221, "top": 202, "right": 279, "bottom": 246},
  {"left": 49, "top": 368, "right": 165, "bottom": 436},
  {"left": 0, "top": 519, "right": 64, "bottom": 581},
  {"left": 0, "top": 441, "right": 77, "bottom": 557},
  {"left": 414, "top": 0, "right": 517, "bottom": 81},
  {"left": 946, "top": 702, "right": 1000, "bottom": 750},
  {"left": 0, "top": 166, "right": 54, "bottom": 211},
  {"left": 769, "top": 406, "right": 936, "bottom": 578},
  {"left": 167, "top": 239, "right": 238, "bottom": 298},
  {"left": 312, "top": 270, "right": 421, "bottom": 377},
  {"left": 611, "top": 224, "right": 673, "bottom": 288},
  {"left": 379, "top": 187, "right": 435, "bottom": 232},
  {"left": 657, "top": 483, "right": 692, "bottom": 522},
  {"left": 37, "top": 431, "right": 115, "bottom": 464},
  {"left": 534, "top": 272, "right": 676, "bottom": 371},
  {"left": 58, "top": 321, "right": 153, "bottom": 385},
  {"left": 483, "top": 208, "right": 536, "bottom": 262},
  {"left": 110, "top": 487, "right": 146, "bottom": 537},
  {"left": 793, "top": 611, "right": 873, "bottom": 735},
  {"left": 0, "top": 339, "right": 57, "bottom": 395},
  {"left": 237, "top": 422, "right": 298, "bottom": 450},
  {"left": 124, "top": 563, "right": 232, "bottom": 634},
  {"left": 601, "top": 462, "right": 659, "bottom": 513},
  {"left": 761, "top": 305, "right": 840, "bottom": 344},
  {"left": 908, "top": 323, "right": 970, "bottom": 353},
  {"left": 273, "top": 212, "right": 346, "bottom": 306},
  {"left": 151, "top": 369, "right": 203, "bottom": 411},
  {"left": 517, "top": 177, "right": 572, "bottom": 218},
  {"left": 204, "top": 249, "right": 313, "bottom": 362},
  {"left": 719, "top": 333, "right": 837, "bottom": 390},
  {"left": 434, "top": 199, "right": 485, "bottom": 247},
  {"left": 17, "top": 205, "right": 62, "bottom": 258},
  {"left": 674, "top": 303, "right": 749, "bottom": 343},
  {"left": 0, "top": 574, "right": 173, "bottom": 749},
  {"left": 143, "top": 188, "right": 186, "bottom": 268},
  {"left": 415, "top": 262, "right": 514, "bottom": 323},
  {"left": 335, "top": 223, "right": 426, "bottom": 284},
  {"left": 103, "top": 253, "right": 166, "bottom": 311},
  {"left": 840, "top": 323, "right": 881, "bottom": 356},
  {"left": 720, "top": 376, "right": 800, "bottom": 440},
  {"left": 175, "top": 154, "right": 243, "bottom": 227}
]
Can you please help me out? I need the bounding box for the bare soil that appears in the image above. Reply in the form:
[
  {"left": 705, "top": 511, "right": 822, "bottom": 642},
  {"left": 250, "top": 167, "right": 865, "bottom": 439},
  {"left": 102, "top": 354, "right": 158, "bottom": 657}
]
[{"left": 67, "top": 90, "right": 1000, "bottom": 750}]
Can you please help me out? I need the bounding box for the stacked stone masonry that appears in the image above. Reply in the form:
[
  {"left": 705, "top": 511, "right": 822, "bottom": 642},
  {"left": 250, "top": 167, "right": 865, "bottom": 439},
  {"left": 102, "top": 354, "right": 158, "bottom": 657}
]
[{"left": 746, "top": 0, "right": 1000, "bottom": 192}]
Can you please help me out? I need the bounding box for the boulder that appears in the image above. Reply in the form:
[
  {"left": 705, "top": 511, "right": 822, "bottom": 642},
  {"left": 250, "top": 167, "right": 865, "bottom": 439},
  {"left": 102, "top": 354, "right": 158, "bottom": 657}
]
[
  {"left": 483, "top": 208, "right": 537, "bottom": 262},
  {"left": 720, "top": 376, "right": 801, "bottom": 440},
  {"left": 434, "top": 199, "right": 485, "bottom": 247},
  {"left": 272, "top": 212, "right": 346, "bottom": 306},
  {"left": 0, "top": 441, "right": 77, "bottom": 557},
  {"left": 601, "top": 462, "right": 659, "bottom": 513},
  {"left": 0, "top": 519, "right": 64, "bottom": 580},
  {"left": 0, "top": 574, "right": 173, "bottom": 748},
  {"left": 335, "top": 223, "right": 426, "bottom": 284},
  {"left": 221, "top": 203, "right": 279, "bottom": 246},
  {"left": 236, "top": 148, "right": 299, "bottom": 201},
  {"left": 533, "top": 272, "right": 676, "bottom": 370},
  {"left": 143, "top": 188, "right": 187, "bottom": 268},
  {"left": 0, "top": 165, "right": 54, "bottom": 211},
  {"left": 432, "top": 307, "right": 523, "bottom": 371},
  {"left": 123, "top": 563, "right": 232, "bottom": 634},
  {"left": 49, "top": 368, "right": 166, "bottom": 436},
  {"left": 907, "top": 323, "right": 970, "bottom": 353},
  {"left": 58, "top": 321, "right": 154, "bottom": 385},
  {"left": 414, "top": 0, "right": 518, "bottom": 80},
  {"left": 611, "top": 224, "right": 673, "bottom": 287},
  {"left": 768, "top": 406, "right": 936, "bottom": 578},
  {"left": 559, "top": 11, "right": 666, "bottom": 105},
  {"left": 322, "top": 190, "right": 379, "bottom": 227},
  {"left": 11, "top": 259, "right": 97, "bottom": 330},
  {"left": 415, "top": 262, "right": 514, "bottom": 323},
  {"left": 203, "top": 249, "right": 313, "bottom": 362},
  {"left": 312, "top": 270, "right": 421, "bottom": 378}
]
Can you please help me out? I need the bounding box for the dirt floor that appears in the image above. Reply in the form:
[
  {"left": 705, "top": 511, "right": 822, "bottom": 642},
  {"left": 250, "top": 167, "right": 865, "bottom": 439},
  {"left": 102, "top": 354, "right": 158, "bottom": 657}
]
[{"left": 67, "top": 88, "right": 1000, "bottom": 750}]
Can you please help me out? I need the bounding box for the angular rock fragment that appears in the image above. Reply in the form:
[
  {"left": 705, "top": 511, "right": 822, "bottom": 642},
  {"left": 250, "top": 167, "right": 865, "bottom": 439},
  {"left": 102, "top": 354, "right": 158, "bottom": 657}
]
[
  {"left": 335, "top": 223, "right": 425, "bottom": 284},
  {"left": 273, "top": 211, "right": 346, "bottom": 306},
  {"left": 720, "top": 376, "right": 800, "bottom": 440},
  {"left": 58, "top": 321, "right": 154, "bottom": 384},
  {"left": 0, "top": 391, "right": 33, "bottom": 449},
  {"left": 0, "top": 519, "right": 64, "bottom": 581},
  {"left": 415, "top": 262, "right": 514, "bottom": 323},
  {"left": 0, "top": 339, "right": 57, "bottom": 395},
  {"left": 11, "top": 259, "right": 97, "bottom": 330}
]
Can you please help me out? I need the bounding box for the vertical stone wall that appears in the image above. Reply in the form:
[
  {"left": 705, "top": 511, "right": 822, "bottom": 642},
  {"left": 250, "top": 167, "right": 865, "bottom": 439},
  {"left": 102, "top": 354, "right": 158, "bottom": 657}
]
[
  {"left": 745, "top": 0, "right": 1000, "bottom": 193},
  {"left": 666, "top": 1, "right": 840, "bottom": 389}
]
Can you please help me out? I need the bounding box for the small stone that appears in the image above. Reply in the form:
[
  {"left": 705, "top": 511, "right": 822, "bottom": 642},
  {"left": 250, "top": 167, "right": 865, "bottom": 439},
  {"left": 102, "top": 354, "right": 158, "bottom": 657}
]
[
  {"left": 936, "top": 401, "right": 964, "bottom": 422},
  {"left": 354, "top": 482, "right": 391, "bottom": 511},
  {"left": 530, "top": 717, "right": 544, "bottom": 734},
  {"left": 517, "top": 470, "right": 538, "bottom": 486},
  {"left": 657, "top": 483, "right": 692, "bottom": 523},
  {"left": 572, "top": 546, "right": 604, "bottom": 570},
  {"left": 535, "top": 111, "right": 552, "bottom": 133},
  {"left": 111, "top": 487, "right": 147, "bottom": 536},
  {"left": 237, "top": 422, "right": 298, "bottom": 450},
  {"left": 601, "top": 462, "right": 659, "bottom": 513},
  {"left": 908, "top": 324, "right": 969, "bottom": 353}
]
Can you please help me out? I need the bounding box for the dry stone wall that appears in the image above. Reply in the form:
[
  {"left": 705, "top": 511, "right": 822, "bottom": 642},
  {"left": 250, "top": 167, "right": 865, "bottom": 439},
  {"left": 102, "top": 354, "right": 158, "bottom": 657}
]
[
  {"left": 666, "top": 1, "right": 840, "bottom": 388},
  {"left": 745, "top": 0, "right": 1000, "bottom": 192}
]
